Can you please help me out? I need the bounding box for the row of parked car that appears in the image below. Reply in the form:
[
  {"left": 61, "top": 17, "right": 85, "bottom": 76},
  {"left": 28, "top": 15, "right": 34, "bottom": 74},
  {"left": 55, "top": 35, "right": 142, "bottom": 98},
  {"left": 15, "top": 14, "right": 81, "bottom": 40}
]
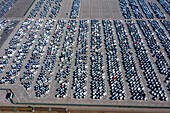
[
  {"left": 70, "top": 0, "right": 80, "bottom": 19},
  {"left": 147, "top": 20, "right": 170, "bottom": 93},
  {"left": 137, "top": 0, "right": 154, "bottom": 19},
  {"left": 90, "top": 20, "right": 106, "bottom": 99},
  {"left": 34, "top": 19, "right": 56, "bottom": 97},
  {"left": 103, "top": 20, "right": 126, "bottom": 100},
  {"left": 119, "top": 0, "right": 132, "bottom": 19},
  {"left": 157, "top": 0, "right": 170, "bottom": 15},
  {"left": 136, "top": 20, "right": 168, "bottom": 101},
  {"left": 3, "top": 20, "right": 17, "bottom": 34},
  {"left": 72, "top": 20, "right": 89, "bottom": 99},
  {"left": 137, "top": 20, "right": 160, "bottom": 53},
  {"left": 91, "top": 20, "right": 102, "bottom": 50},
  {"left": 128, "top": 0, "right": 143, "bottom": 19},
  {"left": 76, "top": 20, "right": 89, "bottom": 48},
  {"left": 54, "top": 20, "right": 70, "bottom": 99},
  {"left": 55, "top": 20, "right": 77, "bottom": 98},
  {"left": 75, "top": 51, "right": 88, "bottom": 62},
  {"left": 4, "top": 19, "right": 42, "bottom": 85},
  {"left": 75, "top": 21, "right": 89, "bottom": 66},
  {"left": 155, "top": 52, "right": 170, "bottom": 95},
  {"left": 160, "top": 20, "right": 170, "bottom": 35},
  {"left": 28, "top": 0, "right": 46, "bottom": 18},
  {"left": 19, "top": 19, "right": 45, "bottom": 90},
  {"left": 40, "top": 0, "right": 54, "bottom": 18},
  {"left": 154, "top": 51, "right": 169, "bottom": 75},
  {"left": 49, "top": 0, "right": 63, "bottom": 18},
  {"left": 90, "top": 52, "right": 106, "bottom": 99},
  {"left": 148, "top": 2, "right": 166, "bottom": 19},
  {"left": 114, "top": 20, "right": 146, "bottom": 101},
  {"left": 0, "top": 19, "right": 33, "bottom": 83},
  {"left": 0, "top": 19, "right": 9, "bottom": 31},
  {"left": 0, "top": 0, "right": 17, "bottom": 18},
  {"left": 73, "top": 63, "right": 88, "bottom": 99},
  {"left": 148, "top": 20, "right": 170, "bottom": 59}
]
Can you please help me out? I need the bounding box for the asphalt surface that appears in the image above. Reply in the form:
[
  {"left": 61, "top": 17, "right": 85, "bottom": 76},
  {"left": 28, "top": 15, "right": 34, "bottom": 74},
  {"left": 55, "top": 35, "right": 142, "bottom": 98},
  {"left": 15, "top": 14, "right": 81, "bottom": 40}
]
[
  {"left": 3, "top": 0, "right": 34, "bottom": 17},
  {"left": 0, "top": 0, "right": 169, "bottom": 111},
  {"left": 0, "top": 90, "right": 12, "bottom": 105}
]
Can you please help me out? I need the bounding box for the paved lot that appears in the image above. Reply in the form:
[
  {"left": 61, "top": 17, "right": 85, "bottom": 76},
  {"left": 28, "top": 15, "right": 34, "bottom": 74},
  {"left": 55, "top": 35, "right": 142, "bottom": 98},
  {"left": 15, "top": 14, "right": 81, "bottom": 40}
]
[
  {"left": 3, "top": 0, "right": 34, "bottom": 17},
  {"left": 0, "top": 0, "right": 169, "bottom": 111}
]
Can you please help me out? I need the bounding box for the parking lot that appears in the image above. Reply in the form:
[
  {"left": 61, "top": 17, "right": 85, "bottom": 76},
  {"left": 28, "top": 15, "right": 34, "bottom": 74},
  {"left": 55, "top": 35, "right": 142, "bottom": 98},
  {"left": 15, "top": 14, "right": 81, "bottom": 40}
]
[
  {"left": 0, "top": 0, "right": 169, "bottom": 110},
  {"left": 0, "top": 18, "right": 169, "bottom": 107}
]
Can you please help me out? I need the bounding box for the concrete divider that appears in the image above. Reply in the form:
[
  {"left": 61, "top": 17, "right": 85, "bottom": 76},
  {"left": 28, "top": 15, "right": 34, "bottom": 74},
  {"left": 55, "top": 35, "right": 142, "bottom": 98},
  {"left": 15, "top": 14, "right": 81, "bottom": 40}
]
[{"left": 23, "top": 0, "right": 36, "bottom": 16}]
